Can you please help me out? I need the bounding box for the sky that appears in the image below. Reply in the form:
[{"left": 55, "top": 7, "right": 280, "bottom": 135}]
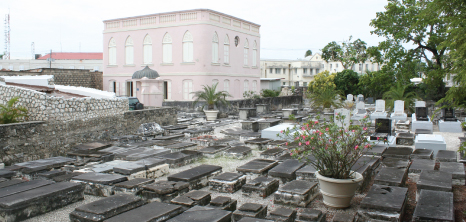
[{"left": 0, "top": 0, "right": 389, "bottom": 60}]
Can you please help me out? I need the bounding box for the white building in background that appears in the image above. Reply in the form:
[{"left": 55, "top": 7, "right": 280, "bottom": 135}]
[
  {"left": 260, "top": 53, "right": 382, "bottom": 87},
  {"left": 0, "top": 52, "right": 103, "bottom": 71}
]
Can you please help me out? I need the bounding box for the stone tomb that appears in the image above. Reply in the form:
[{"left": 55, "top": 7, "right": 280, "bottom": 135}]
[
  {"left": 351, "top": 101, "right": 367, "bottom": 121},
  {"left": 153, "top": 134, "right": 185, "bottom": 140},
  {"left": 0, "top": 179, "right": 25, "bottom": 189},
  {"left": 71, "top": 172, "right": 128, "bottom": 197},
  {"left": 69, "top": 194, "right": 145, "bottom": 222},
  {"left": 390, "top": 100, "right": 407, "bottom": 122},
  {"left": 199, "top": 145, "right": 230, "bottom": 158},
  {"left": 168, "top": 164, "right": 222, "bottom": 190},
  {"left": 380, "top": 157, "right": 410, "bottom": 169},
  {"left": 411, "top": 113, "right": 433, "bottom": 134},
  {"left": 352, "top": 156, "right": 380, "bottom": 192},
  {"left": 265, "top": 140, "right": 287, "bottom": 149},
  {"left": 114, "top": 178, "right": 154, "bottom": 195},
  {"left": 382, "top": 147, "right": 413, "bottom": 160},
  {"left": 439, "top": 119, "right": 463, "bottom": 133},
  {"left": 14, "top": 156, "right": 74, "bottom": 175},
  {"left": 261, "top": 124, "right": 296, "bottom": 141},
  {"left": 363, "top": 145, "right": 387, "bottom": 157},
  {"left": 170, "top": 190, "right": 211, "bottom": 209},
  {"left": 256, "top": 104, "right": 270, "bottom": 114},
  {"left": 208, "top": 196, "right": 237, "bottom": 211},
  {"left": 260, "top": 148, "right": 288, "bottom": 160},
  {"left": 167, "top": 206, "right": 232, "bottom": 222},
  {"left": 113, "top": 158, "right": 168, "bottom": 180},
  {"left": 370, "top": 100, "right": 388, "bottom": 120},
  {"left": 124, "top": 148, "right": 171, "bottom": 161},
  {"left": 164, "top": 142, "right": 198, "bottom": 152},
  {"left": 232, "top": 203, "right": 268, "bottom": 222},
  {"left": 395, "top": 119, "right": 410, "bottom": 130},
  {"left": 296, "top": 165, "right": 318, "bottom": 182},
  {"left": 0, "top": 182, "right": 84, "bottom": 222},
  {"left": 410, "top": 148, "right": 434, "bottom": 159},
  {"left": 141, "top": 180, "right": 189, "bottom": 203},
  {"left": 417, "top": 170, "right": 452, "bottom": 200},
  {"left": 224, "top": 146, "right": 252, "bottom": 159},
  {"left": 439, "top": 162, "right": 465, "bottom": 185},
  {"left": 412, "top": 189, "right": 454, "bottom": 222},
  {"left": 239, "top": 108, "right": 257, "bottom": 120},
  {"left": 209, "top": 172, "right": 246, "bottom": 193},
  {"left": 373, "top": 167, "right": 407, "bottom": 187},
  {"left": 408, "top": 159, "right": 435, "bottom": 183},
  {"left": 0, "top": 170, "right": 15, "bottom": 180},
  {"left": 257, "top": 119, "right": 281, "bottom": 131},
  {"left": 436, "top": 150, "right": 457, "bottom": 162},
  {"left": 0, "top": 180, "right": 54, "bottom": 199},
  {"left": 268, "top": 159, "right": 306, "bottom": 183},
  {"left": 159, "top": 150, "right": 202, "bottom": 168},
  {"left": 182, "top": 127, "right": 214, "bottom": 138},
  {"left": 297, "top": 208, "right": 326, "bottom": 222},
  {"left": 266, "top": 207, "right": 297, "bottom": 222},
  {"left": 236, "top": 159, "right": 279, "bottom": 179},
  {"left": 415, "top": 134, "right": 446, "bottom": 157},
  {"left": 244, "top": 138, "right": 273, "bottom": 150},
  {"left": 88, "top": 160, "right": 128, "bottom": 173},
  {"left": 358, "top": 184, "right": 408, "bottom": 221},
  {"left": 241, "top": 120, "right": 259, "bottom": 132},
  {"left": 241, "top": 176, "right": 280, "bottom": 198},
  {"left": 274, "top": 180, "right": 318, "bottom": 207},
  {"left": 105, "top": 201, "right": 184, "bottom": 222},
  {"left": 370, "top": 118, "right": 392, "bottom": 141}
]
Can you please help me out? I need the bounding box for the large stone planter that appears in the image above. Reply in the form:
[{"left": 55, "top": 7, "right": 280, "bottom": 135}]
[
  {"left": 204, "top": 110, "right": 219, "bottom": 121},
  {"left": 315, "top": 171, "right": 363, "bottom": 208}
]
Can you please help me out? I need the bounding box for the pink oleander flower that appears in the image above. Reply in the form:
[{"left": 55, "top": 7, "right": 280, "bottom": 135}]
[
  {"left": 355, "top": 145, "right": 359, "bottom": 150},
  {"left": 295, "top": 137, "right": 300, "bottom": 140},
  {"left": 363, "top": 127, "right": 367, "bottom": 130},
  {"left": 299, "top": 142, "right": 302, "bottom": 146},
  {"left": 285, "top": 142, "right": 288, "bottom": 146},
  {"left": 345, "top": 129, "right": 348, "bottom": 132},
  {"left": 290, "top": 153, "right": 293, "bottom": 156},
  {"left": 319, "top": 132, "right": 323, "bottom": 136},
  {"left": 305, "top": 141, "right": 310, "bottom": 145},
  {"left": 376, "top": 137, "right": 380, "bottom": 140},
  {"left": 352, "top": 130, "right": 355, "bottom": 133},
  {"left": 314, "top": 120, "right": 319, "bottom": 124},
  {"left": 329, "top": 139, "right": 332, "bottom": 142},
  {"left": 302, "top": 135, "right": 306, "bottom": 139},
  {"left": 311, "top": 137, "right": 314, "bottom": 139},
  {"left": 280, "top": 130, "right": 284, "bottom": 133},
  {"left": 325, "top": 127, "right": 329, "bottom": 131},
  {"left": 301, "top": 127, "right": 305, "bottom": 130}
]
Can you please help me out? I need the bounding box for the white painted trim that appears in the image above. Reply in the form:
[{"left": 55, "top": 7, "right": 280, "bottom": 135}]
[{"left": 104, "top": 72, "right": 261, "bottom": 77}]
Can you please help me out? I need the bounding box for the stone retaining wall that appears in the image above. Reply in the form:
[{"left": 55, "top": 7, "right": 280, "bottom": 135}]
[{"left": 0, "top": 107, "right": 177, "bottom": 165}]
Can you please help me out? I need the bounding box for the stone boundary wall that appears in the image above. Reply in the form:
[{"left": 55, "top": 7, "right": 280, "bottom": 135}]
[
  {"left": 163, "top": 96, "right": 303, "bottom": 114},
  {"left": 0, "top": 107, "right": 177, "bottom": 165},
  {"left": 0, "top": 84, "right": 127, "bottom": 122},
  {"left": 0, "top": 68, "right": 103, "bottom": 90}
]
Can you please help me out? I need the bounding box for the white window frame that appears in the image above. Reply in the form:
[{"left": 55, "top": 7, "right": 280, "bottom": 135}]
[
  {"left": 183, "top": 79, "right": 193, "bottom": 100},
  {"left": 243, "top": 39, "right": 249, "bottom": 66},
  {"left": 224, "top": 35, "right": 230, "bottom": 64},
  {"left": 183, "top": 31, "right": 194, "bottom": 63},
  {"left": 108, "top": 38, "right": 117, "bottom": 65},
  {"left": 243, "top": 80, "right": 249, "bottom": 93},
  {"left": 162, "top": 33, "right": 172, "bottom": 63},
  {"left": 252, "top": 41, "right": 257, "bottom": 67},
  {"left": 224, "top": 79, "right": 230, "bottom": 93},
  {"left": 212, "top": 32, "right": 219, "bottom": 64},
  {"left": 125, "top": 36, "right": 134, "bottom": 65},
  {"left": 143, "top": 34, "right": 152, "bottom": 65},
  {"left": 252, "top": 80, "right": 257, "bottom": 92}
]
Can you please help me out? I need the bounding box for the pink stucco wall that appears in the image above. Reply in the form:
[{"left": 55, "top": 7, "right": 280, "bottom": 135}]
[{"left": 103, "top": 9, "right": 261, "bottom": 101}]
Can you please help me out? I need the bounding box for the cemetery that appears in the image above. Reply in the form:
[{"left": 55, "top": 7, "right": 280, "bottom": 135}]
[{"left": 0, "top": 95, "right": 463, "bottom": 222}]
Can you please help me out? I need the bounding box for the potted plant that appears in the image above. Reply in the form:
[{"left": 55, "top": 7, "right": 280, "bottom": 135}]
[
  {"left": 192, "top": 83, "right": 231, "bottom": 121},
  {"left": 280, "top": 113, "right": 378, "bottom": 208}
]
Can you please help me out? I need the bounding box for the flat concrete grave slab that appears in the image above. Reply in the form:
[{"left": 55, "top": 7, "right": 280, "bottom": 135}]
[
  {"left": 73, "top": 142, "right": 112, "bottom": 153},
  {"left": 297, "top": 208, "right": 326, "bottom": 222},
  {"left": 97, "top": 146, "right": 132, "bottom": 155},
  {"left": 167, "top": 164, "right": 222, "bottom": 190},
  {"left": 241, "top": 176, "right": 280, "bottom": 198},
  {"left": 0, "top": 180, "right": 53, "bottom": 199},
  {"left": 37, "top": 170, "right": 66, "bottom": 180},
  {"left": 415, "top": 134, "right": 446, "bottom": 157},
  {"left": 374, "top": 167, "right": 407, "bottom": 186},
  {"left": 411, "top": 149, "right": 434, "bottom": 159},
  {"left": 265, "top": 140, "right": 287, "bottom": 149},
  {"left": 15, "top": 156, "right": 74, "bottom": 174},
  {"left": 436, "top": 150, "right": 457, "bottom": 162},
  {"left": 141, "top": 180, "right": 189, "bottom": 202},
  {"left": 396, "top": 132, "right": 414, "bottom": 145},
  {"left": 0, "top": 179, "right": 24, "bottom": 189},
  {"left": 232, "top": 203, "right": 268, "bottom": 222},
  {"left": 105, "top": 201, "right": 183, "bottom": 222},
  {"left": 153, "top": 134, "right": 185, "bottom": 140},
  {"left": 158, "top": 150, "right": 201, "bottom": 168},
  {"left": 163, "top": 124, "right": 188, "bottom": 131},
  {"left": 244, "top": 138, "right": 273, "bottom": 150},
  {"left": 0, "top": 169, "right": 15, "bottom": 179},
  {"left": 417, "top": 170, "right": 452, "bottom": 195},
  {"left": 257, "top": 119, "right": 281, "bottom": 130},
  {"left": 167, "top": 206, "right": 232, "bottom": 222},
  {"left": 382, "top": 147, "right": 413, "bottom": 160},
  {"left": 71, "top": 172, "right": 128, "bottom": 197},
  {"left": 114, "top": 147, "right": 155, "bottom": 160},
  {"left": 209, "top": 172, "right": 246, "bottom": 193},
  {"left": 412, "top": 189, "right": 454, "bottom": 222},
  {"left": 70, "top": 194, "right": 145, "bottom": 222},
  {"left": 363, "top": 145, "right": 387, "bottom": 157},
  {"left": 164, "top": 142, "right": 198, "bottom": 152},
  {"left": 409, "top": 159, "right": 435, "bottom": 173},
  {"left": 260, "top": 148, "right": 287, "bottom": 159},
  {"left": 439, "top": 162, "right": 465, "bottom": 185},
  {"left": 380, "top": 158, "right": 410, "bottom": 169},
  {"left": 124, "top": 148, "right": 171, "bottom": 161},
  {"left": 182, "top": 127, "right": 214, "bottom": 137},
  {"left": 332, "top": 213, "right": 356, "bottom": 222},
  {"left": 296, "top": 165, "right": 318, "bottom": 182},
  {"left": 268, "top": 159, "right": 306, "bottom": 183},
  {"left": 274, "top": 180, "right": 318, "bottom": 207},
  {"left": 261, "top": 124, "right": 296, "bottom": 140},
  {"left": 170, "top": 190, "right": 211, "bottom": 208},
  {"left": 0, "top": 182, "right": 84, "bottom": 222},
  {"left": 236, "top": 159, "right": 278, "bottom": 178},
  {"left": 352, "top": 156, "right": 380, "bottom": 192},
  {"left": 90, "top": 160, "right": 128, "bottom": 173},
  {"left": 237, "top": 217, "right": 273, "bottom": 222},
  {"left": 114, "top": 178, "right": 154, "bottom": 195},
  {"left": 113, "top": 157, "right": 167, "bottom": 175},
  {"left": 267, "top": 207, "right": 297, "bottom": 222},
  {"left": 208, "top": 196, "right": 237, "bottom": 211},
  {"left": 199, "top": 145, "right": 230, "bottom": 158},
  {"left": 224, "top": 146, "right": 252, "bottom": 159},
  {"left": 52, "top": 172, "right": 84, "bottom": 182},
  {"left": 150, "top": 140, "right": 180, "bottom": 147},
  {"left": 358, "top": 184, "right": 408, "bottom": 221}
]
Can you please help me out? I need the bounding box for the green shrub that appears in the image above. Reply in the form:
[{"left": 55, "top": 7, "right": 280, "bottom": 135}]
[
  {"left": 0, "top": 97, "right": 28, "bottom": 124},
  {"left": 261, "top": 89, "right": 280, "bottom": 97}
]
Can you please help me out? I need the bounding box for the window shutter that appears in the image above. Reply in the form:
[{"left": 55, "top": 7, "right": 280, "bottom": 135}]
[
  {"left": 188, "top": 81, "right": 193, "bottom": 100},
  {"left": 115, "top": 82, "right": 120, "bottom": 96},
  {"left": 167, "top": 81, "right": 172, "bottom": 100},
  {"left": 109, "top": 81, "right": 114, "bottom": 92}
]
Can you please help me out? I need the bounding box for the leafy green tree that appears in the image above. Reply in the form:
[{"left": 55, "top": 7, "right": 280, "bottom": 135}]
[
  {"left": 0, "top": 97, "right": 28, "bottom": 124},
  {"left": 358, "top": 71, "right": 395, "bottom": 100},
  {"left": 321, "top": 36, "right": 370, "bottom": 70},
  {"left": 304, "top": 50, "right": 312, "bottom": 57},
  {"left": 308, "top": 87, "right": 343, "bottom": 109},
  {"left": 334, "top": 70, "right": 360, "bottom": 96},
  {"left": 261, "top": 89, "right": 280, "bottom": 97},
  {"left": 308, "top": 71, "right": 336, "bottom": 94},
  {"left": 383, "top": 82, "right": 418, "bottom": 113},
  {"left": 192, "top": 83, "right": 232, "bottom": 110}
]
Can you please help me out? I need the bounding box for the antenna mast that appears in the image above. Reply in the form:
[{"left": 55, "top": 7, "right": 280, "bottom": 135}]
[{"left": 4, "top": 13, "right": 10, "bottom": 60}]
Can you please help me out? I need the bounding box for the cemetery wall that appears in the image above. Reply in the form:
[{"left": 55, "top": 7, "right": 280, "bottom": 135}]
[
  {"left": 0, "top": 107, "right": 177, "bottom": 165},
  {"left": 163, "top": 95, "right": 302, "bottom": 114},
  {"left": 0, "top": 84, "right": 127, "bottom": 122}
]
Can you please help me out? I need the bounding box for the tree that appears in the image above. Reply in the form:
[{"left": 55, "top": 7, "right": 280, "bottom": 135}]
[
  {"left": 192, "top": 83, "right": 232, "bottom": 110},
  {"left": 334, "top": 70, "right": 360, "bottom": 96},
  {"left": 383, "top": 82, "right": 418, "bottom": 113},
  {"left": 308, "top": 87, "right": 343, "bottom": 109},
  {"left": 0, "top": 97, "right": 28, "bottom": 124},
  {"left": 304, "top": 50, "right": 312, "bottom": 57},
  {"left": 358, "top": 71, "right": 395, "bottom": 100},
  {"left": 370, "top": 0, "right": 449, "bottom": 101},
  {"left": 321, "top": 36, "right": 370, "bottom": 70},
  {"left": 308, "top": 71, "right": 336, "bottom": 94}
]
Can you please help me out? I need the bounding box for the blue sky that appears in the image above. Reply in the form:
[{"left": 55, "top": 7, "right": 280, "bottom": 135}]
[{"left": 1, "top": 0, "right": 388, "bottom": 59}]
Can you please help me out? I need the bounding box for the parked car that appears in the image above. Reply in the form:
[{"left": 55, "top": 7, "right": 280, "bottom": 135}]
[{"left": 120, "top": 96, "right": 144, "bottom": 110}]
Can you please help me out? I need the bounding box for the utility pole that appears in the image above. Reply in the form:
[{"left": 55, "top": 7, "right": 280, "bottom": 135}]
[
  {"left": 264, "top": 63, "right": 267, "bottom": 78},
  {"left": 49, "top": 50, "right": 52, "bottom": 68},
  {"left": 288, "top": 64, "right": 291, "bottom": 86},
  {"left": 4, "top": 13, "right": 10, "bottom": 60}
]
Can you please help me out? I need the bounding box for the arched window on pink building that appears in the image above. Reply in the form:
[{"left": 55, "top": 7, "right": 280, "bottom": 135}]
[
  {"left": 212, "top": 32, "right": 219, "bottom": 64},
  {"left": 244, "top": 38, "right": 249, "bottom": 66},
  {"left": 183, "top": 31, "right": 194, "bottom": 62},
  {"left": 224, "top": 35, "right": 230, "bottom": 64},
  {"left": 125, "top": 36, "right": 134, "bottom": 65},
  {"left": 143, "top": 35, "right": 152, "bottom": 65},
  {"left": 252, "top": 41, "right": 257, "bottom": 67},
  {"left": 108, "top": 38, "right": 116, "bottom": 65},
  {"left": 162, "top": 33, "right": 172, "bottom": 63}
]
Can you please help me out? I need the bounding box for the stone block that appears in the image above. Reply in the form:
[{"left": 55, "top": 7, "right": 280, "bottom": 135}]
[
  {"left": 199, "top": 145, "right": 230, "bottom": 158},
  {"left": 411, "top": 149, "right": 434, "bottom": 159},
  {"left": 167, "top": 206, "right": 232, "bottom": 222},
  {"left": 268, "top": 159, "right": 306, "bottom": 183},
  {"left": 153, "top": 134, "right": 185, "bottom": 140},
  {"left": 0, "top": 180, "right": 54, "bottom": 199},
  {"left": 412, "top": 189, "right": 454, "bottom": 222},
  {"left": 15, "top": 156, "right": 74, "bottom": 175},
  {"left": 170, "top": 190, "right": 211, "bottom": 209},
  {"left": 363, "top": 145, "right": 387, "bottom": 157},
  {"left": 296, "top": 208, "right": 326, "bottom": 222},
  {"left": 266, "top": 207, "right": 297, "bottom": 222},
  {"left": 436, "top": 150, "right": 457, "bottom": 162},
  {"left": 232, "top": 203, "right": 267, "bottom": 222},
  {"left": 408, "top": 159, "right": 435, "bottom": 182},
  {"left": 382, "top": 147, "right": 413, "bottom": 160},
  {"left": 332, "top": 212, "right": 355, "bottom": 222},
  {"left": 439, "top": 162, "right": 465, "bottom": 185},
  {"left": 114, "top": 178, "right": 154, "bottom": 195},
  {"left": 71, "top": 172, "right": 128, "bottom": 197},
  {"left": 141, "top": 180, "right": 189, "bottom": 203},
  {"left": 274, "top": 180, "right": 318, "bottom": 207},
  {"left": 374, "top": 167, "right": 407, "bottom": 186},
  {"left": 258, "top": 119, "right": 281, "bottom": 131},
  {"left": 73, "top": 142, "right": 112, "bottom": 154},
  {"left": 415, "top": 134, "right": 446, "bottom": 157},
  {"left": 260, "top": 148, "right": 287, "bottom": 160},
  {"left": 396, "top": 132, "right": 414, "bottom": 146},
  {"left": 209, "top": 172, "right": 246, "bottom": 193},
  {"left": 168, "top": 164, "right": 222, "bottom": 190},
  {"left": 124, "top": 148, "right": 171, "bottom": 161},
  {"left": 417, "top": 170, "right": 452, "bottom": 198},
  {"left": 265, "top": 140, "right": 287, "bottom": 149},
  {"left": 352, "top": 156, "right": 380, "bottom": 192},
  {"left": 236, "top": 159, "right": 278, "bottom": 179},
  {"left": 0, "top": 179, "right": 24, "bottom": 189},
  {"left": 208, "top": 196, "right": 237, "bottom": 211},
  {"left": 224, "top": 146, "right": 252, "bottom": 159},
  {"left": 296, "top": 165, "right": 318, "bottom": 182},
  {"left": 159, "top": 150, "right": 202, "bottom": 168},
  {"left": 113, "top": 158, "right": 166, "bottom": 175},
  {"left": 358, "top": 184, "right": 408, "bottom": 221},
  {"left": 69, "top": 194, "right": 145, "bottom": 222},
  {"left": 241, "top": 176, "right": 280, "bottom": 198},
  {"left": 380, "top": 158, "right": 410, "bottom": 169},
  {"left": 244, "top": 138, "right": 273, "bottom": 150},
  {"left": 163, "top": 142, "right": 198, "bottom": 152},
  {"left": 0, "top": 170, "right": 15, "bottom": 179},
  {"left": 104, "top": 201, "right": 183, "bottom": 222}
]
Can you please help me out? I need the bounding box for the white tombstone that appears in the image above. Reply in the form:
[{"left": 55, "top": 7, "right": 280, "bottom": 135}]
[
  {"left": 371, "top": 99, "right": 388, "bottom": 120},
  {"left": 415, "top": 134, "right": 446, "bottom": 157},
  {"left": 357, "top": 94, "right": 364, "bottom": 102},
  {"left": 347, "top": 94, "right": 354, "bottom": 101},
  {"left": 351, "top": 102, "right": 367, "bottom": 121},
  {"left": 390, "top": 100, "right": 407, "bottom": 121},
  {"left": 412, "top": 113, "right": 433, "bottom": 134},
  {"left": 356, "top": 101, "right": 365, "bottom": 110},
  {"left": 334, "top": 108, "right": 351, "bottom": 129},
  {"left": 415, "top": 101, "right": 426, "bottom": 107}
]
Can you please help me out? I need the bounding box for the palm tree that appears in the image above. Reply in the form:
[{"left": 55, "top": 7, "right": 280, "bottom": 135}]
[
  {"left": 0, "top": 97, "right": 28, "bottom": 124},
  {"left": 383, "top": 82, "right": 417, "bottom": 113},
  {"left": 309, "top": 87, "right": 343, "bottom": 109},
  {"left": 192, "top": 83, "right": 232, "bottom": 110}
]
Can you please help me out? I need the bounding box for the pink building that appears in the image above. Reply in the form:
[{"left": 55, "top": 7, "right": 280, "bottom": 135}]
[{"left": 103, "top": 9, "right": 261, "bottom": 105}]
